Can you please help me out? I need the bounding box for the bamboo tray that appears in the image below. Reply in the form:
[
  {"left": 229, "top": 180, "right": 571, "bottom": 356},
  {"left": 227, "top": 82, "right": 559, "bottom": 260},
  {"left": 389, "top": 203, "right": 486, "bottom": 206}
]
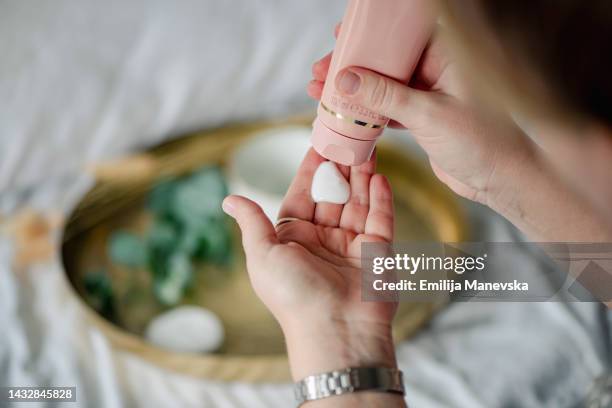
[{"left": 61, "top": 117, "right": 467, "bottom": 382}]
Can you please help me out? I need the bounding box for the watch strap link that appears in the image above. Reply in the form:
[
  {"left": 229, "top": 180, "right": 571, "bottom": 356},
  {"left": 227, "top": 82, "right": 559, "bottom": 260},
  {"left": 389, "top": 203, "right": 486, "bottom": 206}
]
[{"left": 294, "top": 367, "right": 404, "bottom": 405}]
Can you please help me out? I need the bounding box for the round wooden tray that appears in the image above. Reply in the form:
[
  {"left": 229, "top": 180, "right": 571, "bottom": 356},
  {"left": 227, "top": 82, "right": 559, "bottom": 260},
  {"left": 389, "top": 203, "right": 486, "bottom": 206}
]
[{"left": 61, "top": 117, "right": 467, "bottom": 382}]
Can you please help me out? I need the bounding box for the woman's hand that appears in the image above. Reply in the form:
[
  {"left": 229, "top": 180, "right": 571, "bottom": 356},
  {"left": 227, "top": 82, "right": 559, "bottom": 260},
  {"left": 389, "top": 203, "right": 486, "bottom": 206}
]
[
  {"left": 223, "top": 149, "right": 404, "bottom": 406},
  {"left": 308, "top": 26, "right": 536, "bottom": 207},
  {"left": 309, "top": 24, "right": 612, "bottom": 244}
]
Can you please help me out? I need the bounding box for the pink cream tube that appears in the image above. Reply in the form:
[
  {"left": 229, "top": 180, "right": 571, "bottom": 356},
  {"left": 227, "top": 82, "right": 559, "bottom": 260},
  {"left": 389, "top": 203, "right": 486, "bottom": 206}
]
[{"left": 312, "top": 0, "right": 435, "bottom": 166}]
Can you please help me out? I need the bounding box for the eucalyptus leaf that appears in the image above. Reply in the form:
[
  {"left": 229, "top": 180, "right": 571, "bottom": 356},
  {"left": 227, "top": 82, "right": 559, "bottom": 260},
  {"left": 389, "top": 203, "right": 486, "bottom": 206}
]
[
  {"left": 139, "top": 166, "right": 234, "bottom": 305},
  {"left": 171, "top": 167, "right": 227, "bottom": 223},
  {"left": 147, "top": 219, "right": 177, "bottom": 251},
  {"left": 148, "top": 178, "right": 179, "bottom": 216},
  {"left": 108, "top": 231, "right": 147, "bottom": 268},
  {"left": 178, "top": 229, "right": 200, "bottom": 255},
  {"left": 83, "top": 269, "right": 115, "bottom": 319},
  {"left": 190, "top": 166, "right": 227, "bottom": 200},
  {"left": 193, "top": 218, "right": 232, "bottom": 264},
  {"left": 153, "top": 252, "right": 193, "bottom": 306}
]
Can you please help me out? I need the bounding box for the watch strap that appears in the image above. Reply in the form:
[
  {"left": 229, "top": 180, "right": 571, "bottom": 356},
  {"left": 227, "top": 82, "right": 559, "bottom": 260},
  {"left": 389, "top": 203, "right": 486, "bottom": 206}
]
[{"left": 294, "top": 367, "right": 404, "bottom": 406}]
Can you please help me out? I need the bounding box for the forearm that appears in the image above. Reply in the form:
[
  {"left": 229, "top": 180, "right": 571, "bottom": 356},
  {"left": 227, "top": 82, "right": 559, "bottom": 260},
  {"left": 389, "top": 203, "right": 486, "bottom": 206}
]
[
  {"left": 485, "top": 142, "right": 612, "bottom": 308},
  {"left": 486, "top": 143, "right": 612, "bottom": 242},
  {"left": 282, "top": 318, "right": 406, "bottom": 407}
]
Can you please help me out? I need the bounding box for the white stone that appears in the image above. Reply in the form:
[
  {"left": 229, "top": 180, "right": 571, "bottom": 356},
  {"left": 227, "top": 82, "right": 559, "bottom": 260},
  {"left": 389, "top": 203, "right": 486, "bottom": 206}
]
[
  {"left": 145, "top": 306, "right": 224, "bottom": 353},
  {"left": 311, "top": 161, "right": 350, "bottom": 204}
]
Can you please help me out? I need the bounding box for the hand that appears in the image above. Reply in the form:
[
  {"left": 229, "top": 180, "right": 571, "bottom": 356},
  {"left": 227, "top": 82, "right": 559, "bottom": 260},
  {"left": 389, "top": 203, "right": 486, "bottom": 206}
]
[
  {"left": 309, "top": 24, "right": 612, "bottom": 245},
  {"left": 222, "top": 149, "right": 402, "bottom": 401},
  {"left": 308, "top": 25, "right": 537, "bottom": 206}
]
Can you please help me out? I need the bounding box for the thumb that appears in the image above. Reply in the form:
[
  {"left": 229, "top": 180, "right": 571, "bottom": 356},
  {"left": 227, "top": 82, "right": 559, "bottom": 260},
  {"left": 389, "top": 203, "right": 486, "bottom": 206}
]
[
  {"left": 222, "top": 195, "right": 278, "bottom": 255},
  {"left": 335, "top": 67, "right": 437, "bottom": 129}
]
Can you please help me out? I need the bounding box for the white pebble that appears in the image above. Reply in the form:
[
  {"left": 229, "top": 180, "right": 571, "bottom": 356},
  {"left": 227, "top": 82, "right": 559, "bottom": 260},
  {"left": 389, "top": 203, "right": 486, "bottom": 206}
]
[
  {"left": 145, "top": 306, "right": 224, "bottom": 353},
  {"left": 311, "top": 161, "right": 350, "bottom": 204}
]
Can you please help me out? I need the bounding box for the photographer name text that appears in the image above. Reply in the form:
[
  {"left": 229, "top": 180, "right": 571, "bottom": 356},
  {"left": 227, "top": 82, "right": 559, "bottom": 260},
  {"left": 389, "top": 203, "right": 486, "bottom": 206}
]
[{"left": 372, "top": 278, "right": 528, "bottom": 292}]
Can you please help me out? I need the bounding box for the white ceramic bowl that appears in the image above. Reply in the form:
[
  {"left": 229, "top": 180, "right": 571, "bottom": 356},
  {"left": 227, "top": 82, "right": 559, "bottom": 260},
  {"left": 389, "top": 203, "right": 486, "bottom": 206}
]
[{"left": 227, "top": 126, "right": 311, "bottom": 221}]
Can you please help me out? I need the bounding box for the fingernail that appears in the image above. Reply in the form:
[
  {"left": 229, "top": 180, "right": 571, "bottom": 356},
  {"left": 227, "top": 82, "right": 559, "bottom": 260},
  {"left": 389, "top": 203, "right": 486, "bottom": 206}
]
[
  {"left": 222, "top": 197, "right": 235, "bottom": 217},
  {"left": 336, "top": 69, "right": 360, "bottom": 95}
]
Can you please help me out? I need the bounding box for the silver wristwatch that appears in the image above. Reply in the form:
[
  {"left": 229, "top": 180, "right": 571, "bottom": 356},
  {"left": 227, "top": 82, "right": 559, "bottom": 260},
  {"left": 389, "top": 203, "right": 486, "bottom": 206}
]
[{"left": 294, "top": 367, "right": 405, "bottom": 406}]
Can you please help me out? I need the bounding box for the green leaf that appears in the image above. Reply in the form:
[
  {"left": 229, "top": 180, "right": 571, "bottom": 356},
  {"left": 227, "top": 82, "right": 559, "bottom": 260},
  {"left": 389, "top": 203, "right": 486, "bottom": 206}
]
[
  {"left": 83, "top": 269, "right": 115, "bottom": 319},
  {"left": 144, "top": 166, "right": 233, "bottom": 303},
  {"left": 192, "top": 218, "right": 232, "bottom": 264},
  {"left": 148, "top": 178, "right": 179, "bottom": 216},
  {"left": 171, "top": 167, "right": 227, "bottom": 223},
  {"left": 108, "top": 231, "right": 148, "bottom": 268},
  {"left": 177, "top": 229, "right": 200, "bottom": 255},
  {"left": 190, "top": 166, "right": 227, "bottom": 199},
  {"left": 153, "top": 252, "right": 193, "bottom": 306},
  {"left": 147, "top": 219, "right": 178, "bottom": 252}
]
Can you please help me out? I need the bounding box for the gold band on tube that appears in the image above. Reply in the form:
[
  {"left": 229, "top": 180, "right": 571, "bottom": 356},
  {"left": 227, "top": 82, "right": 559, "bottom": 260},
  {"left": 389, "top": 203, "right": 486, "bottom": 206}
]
[{"left": 320, "top": 102, "right": 385, "bottom": 129}]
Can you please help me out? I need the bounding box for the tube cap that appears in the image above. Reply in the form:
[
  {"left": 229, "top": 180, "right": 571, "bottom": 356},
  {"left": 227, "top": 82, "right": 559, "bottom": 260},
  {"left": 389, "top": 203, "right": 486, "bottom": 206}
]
[{"left": 311, "top": 118, "right": 376, "bottom": 166}]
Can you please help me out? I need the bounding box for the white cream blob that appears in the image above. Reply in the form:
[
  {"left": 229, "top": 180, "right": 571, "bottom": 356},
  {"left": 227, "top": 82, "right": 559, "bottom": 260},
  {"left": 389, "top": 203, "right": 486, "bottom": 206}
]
[
  {"left": 145, "top": 306, "right": 224, "bottom": 353},
  {"left": 311, "top": 161, "right": 350, "bottom": 204}
]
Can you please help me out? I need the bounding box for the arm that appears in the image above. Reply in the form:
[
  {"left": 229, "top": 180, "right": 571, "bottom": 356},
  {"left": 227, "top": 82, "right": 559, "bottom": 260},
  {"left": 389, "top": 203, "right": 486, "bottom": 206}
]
[
  {"left": 486, "top": 142, "right": 612, "bottom": 242},
  {"left": 309, "top": 29, "right": 612, "bottom": 243},
  {"left": 309, "top": 26, "right": 612, "bottom": 309},
  {"left": 222, "top": 150, "right": 406, "bottom": 407}
]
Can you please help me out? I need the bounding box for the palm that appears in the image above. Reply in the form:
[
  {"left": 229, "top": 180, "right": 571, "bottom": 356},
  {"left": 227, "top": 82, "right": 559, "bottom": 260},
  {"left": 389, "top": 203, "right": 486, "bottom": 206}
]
[
  {"left": 282, "top": 221, "right": 370, "bottom": 263},
  {"left": 281, "top": 223, "right": 393, "bottom": 316},
  {"left": 244, "top": 148, "right": 396, "bottom": 326}
]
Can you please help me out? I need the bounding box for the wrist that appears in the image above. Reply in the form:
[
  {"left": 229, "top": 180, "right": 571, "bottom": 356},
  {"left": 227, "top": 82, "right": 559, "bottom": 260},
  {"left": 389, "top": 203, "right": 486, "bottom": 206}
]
[{"left": 281, "top": 316, "right": 397, "bottom": 381}]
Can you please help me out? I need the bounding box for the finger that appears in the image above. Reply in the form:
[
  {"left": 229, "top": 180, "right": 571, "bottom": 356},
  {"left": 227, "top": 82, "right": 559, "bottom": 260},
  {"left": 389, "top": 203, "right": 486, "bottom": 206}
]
[
  {"left": 388, "top": 120, "right": 405, "bottom": 129},
  {"left": 278, "top": 148, "right": 326, "bottom": 221},
  {"left": 412, "top": 29, "right": 453, "bottom": 90},
  {"left": 309, "top": 21, "right": 340, "bottom": 83},
  {"left": 312, "top": 52, "right": 332, "bottom": 82},
  {"left": 339, "top": 149, "right": 376, "bottom": 233},
  {"left": 307, "top": 80, "right": 324, "bottom": 100},
  {"left": 308, "top": 22, "right": 340, "bottom": 98},
  {"left": 334, "top": 66, "right": 439, "bottom": 130},
  {"left": 365, "top": 174, "right": 394, "bottom": 241},
  {"left": 222, "top": 195, "right": 278, "bottom": 256}
]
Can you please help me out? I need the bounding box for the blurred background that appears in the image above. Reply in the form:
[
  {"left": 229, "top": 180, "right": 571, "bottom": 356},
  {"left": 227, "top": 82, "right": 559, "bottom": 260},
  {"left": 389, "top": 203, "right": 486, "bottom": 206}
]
[{"left": 1, "top": 1, "right": 610, "bottom": 407}]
